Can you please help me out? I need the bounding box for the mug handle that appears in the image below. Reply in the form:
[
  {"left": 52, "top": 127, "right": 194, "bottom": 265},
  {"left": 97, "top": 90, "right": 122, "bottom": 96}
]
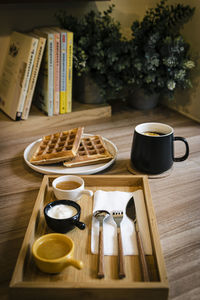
[
  {"left": 173, "top": 137, "right": 189, "bottom": 162},
  {"left": 82, "top": 189, "right": 93, "bottom": 197},
  {"left": 75, "top": 220, "right": 86, "bottom": 230}
]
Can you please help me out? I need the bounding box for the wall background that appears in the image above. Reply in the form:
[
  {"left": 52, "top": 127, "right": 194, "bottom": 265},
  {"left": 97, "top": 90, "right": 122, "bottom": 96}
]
[{"left": 0, "top": 0, "right": 199, "bottom": 122}]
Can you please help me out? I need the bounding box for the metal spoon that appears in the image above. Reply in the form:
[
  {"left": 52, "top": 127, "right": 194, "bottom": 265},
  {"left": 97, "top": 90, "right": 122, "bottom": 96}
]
[{"left": 93, "top": 210, "right": 110, "bottom": 278}]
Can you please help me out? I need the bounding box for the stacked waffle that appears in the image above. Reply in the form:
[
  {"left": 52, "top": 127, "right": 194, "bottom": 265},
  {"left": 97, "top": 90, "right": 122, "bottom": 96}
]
[{"left": 30, "top": 127, "right": 113, "bottom": 167}]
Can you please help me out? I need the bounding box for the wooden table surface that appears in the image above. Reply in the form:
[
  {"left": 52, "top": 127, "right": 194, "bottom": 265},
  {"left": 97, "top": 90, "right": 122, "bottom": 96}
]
[{"left": 0, "top": 104, "right": 200, "bottom": 300}]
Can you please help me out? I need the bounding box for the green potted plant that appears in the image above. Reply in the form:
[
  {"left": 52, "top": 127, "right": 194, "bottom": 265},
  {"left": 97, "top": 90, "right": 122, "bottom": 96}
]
[
  {"left": 127, "top": 0, "right": 196, "bottom": 109},
  {"left": 56, "top": 5, "right": 132, "bottom": 103},
  {"left": 56, "top": 0, "right": 195, "bottom": 108}
]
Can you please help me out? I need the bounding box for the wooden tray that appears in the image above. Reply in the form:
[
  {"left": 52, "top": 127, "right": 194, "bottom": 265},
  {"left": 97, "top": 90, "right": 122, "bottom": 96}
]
[{"left": 10, "top": 175, "right": 169, "bottom": 300}]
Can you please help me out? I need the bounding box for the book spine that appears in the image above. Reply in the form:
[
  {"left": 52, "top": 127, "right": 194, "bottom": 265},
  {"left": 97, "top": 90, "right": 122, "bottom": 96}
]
[
  {"left": 48, "top": 34, "right": 54, "bottom": 116},
  {"left": 22, "top": 37, "right": 46, "bottom": 120},
  {"left": 33, "top": 65, "right": 48, "bottom": 115},
  {"left": 16, "top": 37, "right": 38, "bottom": 118},
  {"left": 53, "top": 32, "right": 60, "bottom": 115},
  {"left": 66, "top": 31, "right": 73, "bottom": 113},
  {"left": 60, "top": 32, "right": 67, "bottom": 114}
]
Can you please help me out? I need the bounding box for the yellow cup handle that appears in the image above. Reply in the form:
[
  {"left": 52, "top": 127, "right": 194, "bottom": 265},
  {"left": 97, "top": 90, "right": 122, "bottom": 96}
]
[{"left": 67, "top": 258, "right": 84, "bottom": 270}]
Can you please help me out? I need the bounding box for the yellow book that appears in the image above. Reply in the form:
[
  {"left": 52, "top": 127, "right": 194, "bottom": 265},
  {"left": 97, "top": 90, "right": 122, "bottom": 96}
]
[
  {"left": 51, "top": 27, "right": 73, "bottom": 114},
  {"left": 66, "top": 30, "right": 73, "bottom": 113}
]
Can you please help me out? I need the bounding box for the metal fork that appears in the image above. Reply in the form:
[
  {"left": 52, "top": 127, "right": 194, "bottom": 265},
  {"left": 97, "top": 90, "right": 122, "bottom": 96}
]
[{"left": 112, "top": 211, "right": 126, "bottom": 279}]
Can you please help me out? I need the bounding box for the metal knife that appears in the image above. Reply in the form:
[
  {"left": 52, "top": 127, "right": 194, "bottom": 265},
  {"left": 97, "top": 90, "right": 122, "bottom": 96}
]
[{"left": 126, "top": 196, "right": 150, "bottom": 281}]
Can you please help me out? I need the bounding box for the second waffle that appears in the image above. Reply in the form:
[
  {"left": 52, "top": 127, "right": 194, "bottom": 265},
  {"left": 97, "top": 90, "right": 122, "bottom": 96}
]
[{"left": 63, "top": 135, "right": 113, "bottom": 168}]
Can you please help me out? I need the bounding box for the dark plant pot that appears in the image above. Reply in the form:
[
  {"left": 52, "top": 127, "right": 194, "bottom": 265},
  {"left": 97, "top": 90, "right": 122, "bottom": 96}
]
[
  {"left": 127, "top": 89, "right": 160, "bottom": 110},
  {"left": 73, "top": 73, "right": 105, "bottom": 104}
]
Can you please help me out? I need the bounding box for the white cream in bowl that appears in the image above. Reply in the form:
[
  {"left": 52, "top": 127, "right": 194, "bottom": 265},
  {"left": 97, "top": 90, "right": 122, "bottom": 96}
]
[{"left": 47, "top": 204, "right": 77, "bottom": 219}]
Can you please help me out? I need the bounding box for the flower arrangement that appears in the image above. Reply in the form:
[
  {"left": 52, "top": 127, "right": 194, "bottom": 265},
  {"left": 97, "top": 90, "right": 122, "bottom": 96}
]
[{"left": 56, "top": 0, "right": 195, "bottom": 101}]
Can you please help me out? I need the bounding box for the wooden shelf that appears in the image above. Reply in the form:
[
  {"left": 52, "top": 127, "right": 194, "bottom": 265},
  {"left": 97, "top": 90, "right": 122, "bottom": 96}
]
[
  {"left": 0, "top": 101, "right": 112, "bottom": 130},
  {"left": 29, "top": 101, "right": 111, "bottom": 120}
]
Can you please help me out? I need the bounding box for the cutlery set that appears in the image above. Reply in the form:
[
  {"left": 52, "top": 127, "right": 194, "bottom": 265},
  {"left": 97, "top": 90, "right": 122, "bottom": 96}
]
[{"left": 93, "top": 196, "right": 150, "bottom": 281}]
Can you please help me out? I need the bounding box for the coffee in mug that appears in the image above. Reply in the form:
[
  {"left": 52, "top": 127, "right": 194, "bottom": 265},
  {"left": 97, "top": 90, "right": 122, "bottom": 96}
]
[
  {"left": 52, "top": 175, "right": 93, "bottom": 201},
  {"left": 130, "top": 122, "right": 189, "bottom": 174},
  {"left": 56, "top": 181, "right": 81, "bottom": 190}
]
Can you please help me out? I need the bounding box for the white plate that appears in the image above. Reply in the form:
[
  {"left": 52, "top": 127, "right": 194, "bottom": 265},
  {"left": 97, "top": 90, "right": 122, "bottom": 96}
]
[{"left": 23, "top": 134, "right": 118, "bottom": 175}]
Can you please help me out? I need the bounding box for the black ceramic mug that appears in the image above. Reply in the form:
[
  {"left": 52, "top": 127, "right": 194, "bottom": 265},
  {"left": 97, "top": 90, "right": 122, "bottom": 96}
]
[{"left": 130, "top": 122, "right": 189, "bottom": 174}]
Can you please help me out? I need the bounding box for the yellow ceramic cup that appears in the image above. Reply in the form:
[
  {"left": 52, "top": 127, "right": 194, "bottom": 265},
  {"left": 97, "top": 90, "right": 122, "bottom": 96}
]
[{"left": 32, "top": 233, "right": 83, "bottom": 274}]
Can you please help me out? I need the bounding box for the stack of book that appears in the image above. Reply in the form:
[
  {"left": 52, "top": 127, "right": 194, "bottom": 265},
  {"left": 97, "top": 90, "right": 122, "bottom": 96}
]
[
  {"left": 0, "top": 27, "right": 73, "bottom": 120},
  {"left": 33, "top": 27, "right": 73, "bottom": 117}
]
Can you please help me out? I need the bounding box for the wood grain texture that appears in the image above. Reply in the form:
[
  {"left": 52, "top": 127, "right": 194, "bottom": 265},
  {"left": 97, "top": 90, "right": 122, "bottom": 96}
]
[{"left": 0, "top": 103, "right": 200, "bottom": 300}]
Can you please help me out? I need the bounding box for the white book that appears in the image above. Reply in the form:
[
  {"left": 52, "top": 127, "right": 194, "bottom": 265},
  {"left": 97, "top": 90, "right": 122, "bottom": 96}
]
[
  {"left": 22, "top": 33, "right": 46, "bottom": 120},
  {"left": 33, "top": 27, "right": 54, "bottom": 116},
  {"left": 51, "top": 27, "right": 67, "bottom": 114},
  {"left": 45, "top": 27, "right": 60, "bottom": 115}
]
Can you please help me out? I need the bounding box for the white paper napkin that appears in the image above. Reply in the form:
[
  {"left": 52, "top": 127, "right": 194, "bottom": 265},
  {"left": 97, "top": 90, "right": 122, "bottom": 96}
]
[{"left": 91, "top": 189, "right": 152, "bottom": 255}]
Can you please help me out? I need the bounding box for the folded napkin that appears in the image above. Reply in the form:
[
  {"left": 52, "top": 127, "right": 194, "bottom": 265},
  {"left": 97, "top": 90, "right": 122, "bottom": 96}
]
[{"left": 91, "top": 189, "right": 152, "bottom": 255}]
